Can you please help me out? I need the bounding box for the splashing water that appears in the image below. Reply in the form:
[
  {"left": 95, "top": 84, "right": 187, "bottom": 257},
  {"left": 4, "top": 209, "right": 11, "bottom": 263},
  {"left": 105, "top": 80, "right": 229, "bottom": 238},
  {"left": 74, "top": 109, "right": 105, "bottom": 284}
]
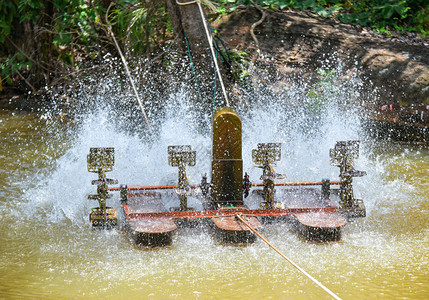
[{"left": 0, "top": 64, "right": 428, "bottom": 299}]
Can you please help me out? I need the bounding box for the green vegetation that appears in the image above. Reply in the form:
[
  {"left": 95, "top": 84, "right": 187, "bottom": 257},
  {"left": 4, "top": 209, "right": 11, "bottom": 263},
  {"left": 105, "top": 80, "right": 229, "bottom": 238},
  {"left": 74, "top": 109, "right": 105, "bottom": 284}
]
[
  {"left": 0, "top": 0, "right": 427, "bottom": 94},
  {"left": 0, "top": 0, "right": 170, "bottom": 92},
  {"left": 215, "top": 0, "right": 428, "bottom": 34}
]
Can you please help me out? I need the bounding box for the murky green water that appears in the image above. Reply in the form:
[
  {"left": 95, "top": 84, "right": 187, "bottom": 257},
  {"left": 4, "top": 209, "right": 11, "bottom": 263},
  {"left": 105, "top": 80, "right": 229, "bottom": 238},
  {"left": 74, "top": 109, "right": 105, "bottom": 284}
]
[{"left": 0, "top": 107, "right": 428, "bottom": 299}]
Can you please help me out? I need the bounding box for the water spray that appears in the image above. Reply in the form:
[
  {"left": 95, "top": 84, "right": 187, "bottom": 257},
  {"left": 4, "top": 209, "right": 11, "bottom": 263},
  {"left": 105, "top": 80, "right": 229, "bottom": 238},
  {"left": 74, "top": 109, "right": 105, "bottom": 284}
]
[{"left": 104, "top": 5, "right": 153, "bottom": 135}]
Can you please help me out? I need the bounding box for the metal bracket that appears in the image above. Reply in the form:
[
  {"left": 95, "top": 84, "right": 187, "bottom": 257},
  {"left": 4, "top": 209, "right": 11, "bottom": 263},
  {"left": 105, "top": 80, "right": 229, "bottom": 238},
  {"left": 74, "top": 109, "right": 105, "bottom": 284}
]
[
  {"left": 168, "top": 145, "right": 196, "bottom": 167},
  {"left": 330, "top": 141, "right": 366, "bottom": 218},
  {"left": 87, "top": 147, "right": 118, "bottom": 227},
  {"left": 242, "top": 172, "right": 251, "bottom": 198},
  {"left": 87, "top": 147, "right": 115, "bottom": 173},
  {"left": 329, "top": 141, "right": 359, "bottom": 167},
  {"left": 252, "top": 143, "right": 285, "bottom": 209},
  {"left": 120, "top": 184, "right": 128, "bottom": 204},
  {"left": 91, "top": 178, "right": 118, "bottom": 185},
  {"left": 200, "top": 174, "right": 210, "bottom": 197},
  {"left": 252, "top": 143, "right": 281, "bottom": 167},
  {"left": 168, "top": 145, "right": 196, "bottom": 211}
]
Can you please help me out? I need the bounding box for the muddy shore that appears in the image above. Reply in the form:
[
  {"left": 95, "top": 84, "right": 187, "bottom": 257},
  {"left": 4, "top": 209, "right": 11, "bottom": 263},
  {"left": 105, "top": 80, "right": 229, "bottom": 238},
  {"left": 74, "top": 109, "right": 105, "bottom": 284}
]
[{"left": 216, "top": 7, "right": 428, "bottom": 106}]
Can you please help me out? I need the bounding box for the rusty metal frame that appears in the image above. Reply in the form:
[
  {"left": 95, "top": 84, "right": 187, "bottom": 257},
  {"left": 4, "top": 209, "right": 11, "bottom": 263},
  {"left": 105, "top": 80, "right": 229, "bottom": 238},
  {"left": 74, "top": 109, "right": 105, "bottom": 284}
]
[{"left": 122, "top": 205, "right": 339, "bottom": 220}]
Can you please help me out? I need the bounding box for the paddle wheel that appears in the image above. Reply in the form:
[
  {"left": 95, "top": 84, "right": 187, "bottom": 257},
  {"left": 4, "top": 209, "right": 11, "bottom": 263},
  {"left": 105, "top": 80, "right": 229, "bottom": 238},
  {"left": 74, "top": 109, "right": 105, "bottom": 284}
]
[
  {"left": 86, "top": 107, "right": 366, "bottom": 246},
  {"left": 329, "top": 141, "right": 367, "bottom": 218},
  {"left": 87, "top": 147, "right": 118, "bottom": 227}
]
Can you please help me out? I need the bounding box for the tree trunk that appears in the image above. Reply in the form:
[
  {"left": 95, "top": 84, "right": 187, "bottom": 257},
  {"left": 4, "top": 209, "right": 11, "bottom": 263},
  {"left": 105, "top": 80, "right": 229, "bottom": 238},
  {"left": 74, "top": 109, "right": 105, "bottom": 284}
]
[
  {"left": 165, "top": 0, "right": 186, "bottom": 53},
  {"left": 166, "top": 0, "right": 226, "bottom": 105}
]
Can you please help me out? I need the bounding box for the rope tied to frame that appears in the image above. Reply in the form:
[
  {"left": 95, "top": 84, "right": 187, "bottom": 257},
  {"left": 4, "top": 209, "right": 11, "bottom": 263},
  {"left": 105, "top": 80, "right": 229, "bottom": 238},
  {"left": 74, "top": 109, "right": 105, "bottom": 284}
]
[
  {"left": 235, "top": 213, "right": 342, "bottom": 300},
  {"left": 176, "top": 0, "right": 230, "bottom": 107}
]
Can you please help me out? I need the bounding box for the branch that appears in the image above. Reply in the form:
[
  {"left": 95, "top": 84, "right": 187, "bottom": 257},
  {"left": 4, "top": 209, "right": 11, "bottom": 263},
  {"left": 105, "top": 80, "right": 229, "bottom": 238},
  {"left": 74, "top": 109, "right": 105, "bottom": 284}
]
[
  {"left": 249, "top": 0, "right": 266, "bottom": 62},
  {"left": 16, "top": 70, "right": 36, "bottom": 92}
]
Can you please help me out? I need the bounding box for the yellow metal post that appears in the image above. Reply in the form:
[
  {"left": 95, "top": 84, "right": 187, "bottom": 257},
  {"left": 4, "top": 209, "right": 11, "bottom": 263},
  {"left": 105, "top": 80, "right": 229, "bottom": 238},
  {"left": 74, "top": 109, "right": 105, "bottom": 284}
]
[{"left": 211, "top": 107, "right": 243, "bottom": 206}]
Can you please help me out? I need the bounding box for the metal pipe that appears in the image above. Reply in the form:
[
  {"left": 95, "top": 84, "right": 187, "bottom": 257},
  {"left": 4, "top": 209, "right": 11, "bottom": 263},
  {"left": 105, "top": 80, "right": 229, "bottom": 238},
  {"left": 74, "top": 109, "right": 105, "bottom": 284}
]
[
  {"left": 252, "top": 181, "right": 342, "bottom": 187},
  {"left": 109, "top": 184, "right": 199, "bottom": 191},
  {"left": 108, "top": 181, "right": 342, "bottom": 191}
]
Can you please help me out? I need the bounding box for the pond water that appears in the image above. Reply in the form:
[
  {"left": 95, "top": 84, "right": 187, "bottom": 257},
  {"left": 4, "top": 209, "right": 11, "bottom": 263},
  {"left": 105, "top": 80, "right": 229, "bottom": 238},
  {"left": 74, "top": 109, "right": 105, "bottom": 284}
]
[{"left": 0, "top": 93, "right": 428, "bottom": 299}]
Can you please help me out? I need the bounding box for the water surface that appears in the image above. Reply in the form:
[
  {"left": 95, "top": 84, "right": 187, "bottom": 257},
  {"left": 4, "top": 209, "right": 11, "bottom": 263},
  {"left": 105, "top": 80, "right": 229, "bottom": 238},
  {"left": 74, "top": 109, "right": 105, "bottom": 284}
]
[{"left": 0, "top": 102, "right": 427, "bottom": 299}]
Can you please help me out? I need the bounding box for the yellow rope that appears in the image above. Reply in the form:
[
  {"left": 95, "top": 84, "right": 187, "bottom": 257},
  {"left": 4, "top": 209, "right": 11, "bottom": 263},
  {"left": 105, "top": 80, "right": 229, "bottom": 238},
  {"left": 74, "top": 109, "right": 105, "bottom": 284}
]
[{"left": 235, "top": 213, "right": 342, "bottom": 300}]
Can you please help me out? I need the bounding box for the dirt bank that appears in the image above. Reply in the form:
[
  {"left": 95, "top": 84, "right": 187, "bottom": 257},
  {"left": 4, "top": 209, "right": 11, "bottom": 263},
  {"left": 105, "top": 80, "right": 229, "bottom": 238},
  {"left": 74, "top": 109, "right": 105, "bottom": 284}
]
[{"left": 216, "top": 7, "right": 429, "bottom": 106}]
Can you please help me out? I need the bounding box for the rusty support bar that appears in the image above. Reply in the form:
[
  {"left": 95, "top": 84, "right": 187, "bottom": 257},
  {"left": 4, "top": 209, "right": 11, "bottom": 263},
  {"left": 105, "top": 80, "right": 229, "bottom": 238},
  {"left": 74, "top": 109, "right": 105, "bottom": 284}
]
[{"left": 122, "top": 205, "right": 338, "bottom": 220}]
